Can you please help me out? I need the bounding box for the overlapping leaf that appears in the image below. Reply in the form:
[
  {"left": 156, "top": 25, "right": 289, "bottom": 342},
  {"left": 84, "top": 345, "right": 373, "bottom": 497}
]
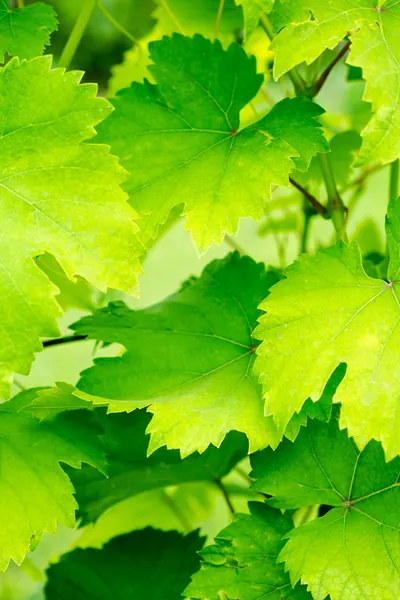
[
  {"left": 251, "top": 414, "right": 400, "bottom": 600},
  {"left": 0, "top": 0, "right": 57, "bottom": 62},
  {"left": 68, "top": 408, "right": 247, "bottom": 524},
  {"left": 45, "top": 529, "right": 203, "bottom": 600},
  {"left": 0, "top": 390, "right": 105, "bottom": 570},
  {"left": 72, "top": 253, "right": 285, "bottom": 456},
  {"left": 186, "top": 502, "right": 311, "bottom": 600},
  {"left": 271, "top": 0, "right": 400, "bottom": 165},
  {"left": 97, "top": 34, "right": 327, "bottom": 251},
  {"left": 255, "top": 197, "right": 400, "bottom": 459},
  {"left": 235, "top": 0, "right": 273, "bottom": 37},
  {"left": 0, "top": 56, "right": 142, "bottom": 396}
]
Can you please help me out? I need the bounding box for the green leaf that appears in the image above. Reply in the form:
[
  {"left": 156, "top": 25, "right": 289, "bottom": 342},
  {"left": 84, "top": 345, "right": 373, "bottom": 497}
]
[
  {"left": 0, "top": 56, "right": 143, "bottom": 396},
  {"left": 254, "top": 196, "right": 400, "bottom": 459},
  {"left": 186, "top": 502, "right": 311, "bottom": 600},
  {"left": 69, "top": 408, "right": 248, "bottom": 524},
  {"left": 45, "top": 529, "right": 204, "bottom": 600},
  {"left": 271, "top": 0, "right": 400, "bottom": 165},
  {"left": 235, "top": 0, "right": 273, "bottom": 38},
  {"left": 251, "top": 414, "right": 400, "bottom": 600},
  {"left": 71, "top": 253, "right": 285, "bottom": 456},
  {"left": 0, "top": 391, "right": 105, "bottom": 569},
  {"left": 0, "top": 0, "right": 57, "bottom": 62},
  {"left": 97, "top": 34, "right": 327, "bottom": 252}
]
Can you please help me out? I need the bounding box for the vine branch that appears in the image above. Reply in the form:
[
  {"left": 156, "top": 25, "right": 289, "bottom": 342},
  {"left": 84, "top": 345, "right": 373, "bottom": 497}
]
[
  {"left": 42, "top": 334, "right": 88, "bottom": 348},
  {"left": 58, "top": 0, "right": 97, "bottom": 69},
  {"left": 289, "top": 177, "right": 327, "bottom": 218},
  {"left": 318, "top": 153, "right": 348, "bottom": 240},
  {"left": 310, "top": 40, "right": 351, "bottom": 97}
]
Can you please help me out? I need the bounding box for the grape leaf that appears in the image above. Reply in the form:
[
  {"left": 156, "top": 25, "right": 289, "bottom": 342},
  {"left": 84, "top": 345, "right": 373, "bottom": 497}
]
[
  {"left": 235, "top": 0, "right": 273, "bottom": 37},
  {"left": 0, "top": 56, "right": 142, "bottom": 396},
  {"left": 97, "top": 34, "right": 328, "bottom": 251},
  {"left": 271, "top": 0, "right": 400, "bottom": 165},
  {"left": 186, "top": 502, "right": 311, "bottom": 600},
  {"left": 251, "top": 414, "right": 400, "bottom": 600},
  {"left": 68, "top": 408, "right": 248, "bottom": 524},
  {"left": 254, "top": 196, "right": 400, "bottom": 459},
  {"left": 0, "top": 391, "right": 105, "bottom": 569},
  {"left": 45, "top": 529, "right": 204, "bottom": 600},
  {"left": 71, "top": 253, "right": 286, "bottom": 456},
  {"left": 0, "top": 0, "right": 57, "bottom": 62}
]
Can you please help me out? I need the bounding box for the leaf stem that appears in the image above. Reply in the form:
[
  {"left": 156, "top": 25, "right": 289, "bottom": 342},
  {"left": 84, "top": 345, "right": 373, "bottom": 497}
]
[
  {"left": 289, "top": 177, "right": 327, "bottom": 218},
  {"left": 214, "top": 0, "right": 226, "bottom": 38},
  {"left": 42, "top": 334, "right": 88, "bottom": 348},
  {"left": 234, "top": 465, "right": 253, "bottom": 484},
  {"left": 390, "top": 159, "right": 399, "bottom": 201},
  {"left": 318, "top": 153, "right": 348, "bottom": 240},
  {"left": 300, "top": 204, "right": 312, "bottom": 253},
  {"left": 58, "top": 0, "right": 97, "bottom": 70},
  {"left": 158, "top": 0, "right": 185, "bottom": 34},
  {"left": 16, "top": 0, "right": 24, "bottom": 7},
  {"left": 310, "top": 40, "right": 351, "bottom": 97},
  {"left": 224, "top": 234, "right": 245, "bottom": 255},
  {"left": 97, "top": 1, "right": 137, "bottom": 45},
  {"left": 215, "top": 478, "right": 235, "bottom": 516}
]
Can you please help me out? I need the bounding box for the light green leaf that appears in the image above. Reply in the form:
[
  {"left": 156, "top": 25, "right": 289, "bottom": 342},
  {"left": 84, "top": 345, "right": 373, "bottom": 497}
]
[
  {"left": 69, "top": 408, "right": 248, "bottom": 524},
  {"left": 235, "top": 0, "right": 273, "bottom": 37},
  {"left": 0, "top": 391, "right": 105, "bottom": 569},
  {"left": 97, "top": 34, "right": 327, "bottom": 252},
  {"left": 271, "top": 0, "right": 400, "bottom": 165},
  {"left": 251, "top": 414, "right": 400, "bottom": 600},
  {"left": 254, "top": 196, "right": 400, "bottom": 459},
  {"left": 0, "top": 56, "right": 142, "bottom": 396},
  {"left": 45, "top": 529, "right": 204, "bottom": 600},
  {"left": 186, "top": 502, "right": 311, "bottom": 600},
  {"left": 0, "top": 0, "right": 57, "bottom": 62}
]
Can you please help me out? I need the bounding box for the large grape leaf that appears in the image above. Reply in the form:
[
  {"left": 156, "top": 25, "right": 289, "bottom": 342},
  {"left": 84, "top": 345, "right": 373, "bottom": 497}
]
[
  {"left": 0, "top": 56, "right": 142, "bottom": 396},
  {"left": 68, "top": 408, "right": 248, "bottom": 524},
  {"left": 0, "top": 390, "right": 105, "bottom": 570},
  {"left": 251, "top": 414, "right": 400, "bottom": 600},
  {"left": 186, "top": 502, "right": 311, "bottom": 600},
  {"left": 45, "top": 529, "right": 203, "bottom": 600},
  {"left": 0, "top": 0, "right": 57, "bottom": 62},
  {"left": 97, "top": 33, "right": 328, "bottom": 252},
  {"left": 271, "top": 0, "right": 400, "bottom": 165},
  {"left": 71, "top": 253, "right": 286, "bottom": 456},
  {"left": 254, "top": 196, "right": 400, "bottom": 459}
]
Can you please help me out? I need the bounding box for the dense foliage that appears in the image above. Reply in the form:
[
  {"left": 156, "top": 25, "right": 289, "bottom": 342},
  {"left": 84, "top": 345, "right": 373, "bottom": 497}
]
[{"left": 0, "top": 0, "right": 399, "bottom": 598}]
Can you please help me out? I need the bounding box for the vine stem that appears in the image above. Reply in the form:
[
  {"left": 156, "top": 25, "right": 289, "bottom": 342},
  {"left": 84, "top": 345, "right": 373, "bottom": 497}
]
[
  {"left": 224, "top": 234, "right": 245, "bottom": 255},
  {"left": 300, "top": 206, "right": 312, "bottom": 254},
  {"left": 158, "top": 0, "right": 185, "bottom": 34},
  {"left": 16, "top": 0, "right": 25, "bottom": 7},
  {"left": 390, "top": 159, "right": 399, "bottom": 201},
  {"left": 310, "top": 40, "right": 351, "bottom": 97},
  {"left": 42, "top": 334, "right": 88, "bottom": 348},
  {"left": 289, "top": 177, "right": 327, "bottom": 217},
  {"left": 97, "top": 1, "right": 137, "bottom": 45},
  {"left": 58, "top": 0, "right": 97, "bottom": 70},
  {"left": 318, "top": 153, "right": 348, "bottom": 240},
  {"left": 214, "top": 0, "right": 226, "bottom": 38},
  {"left": 215, "top": 479, "right": 235, "bottom": 516}
]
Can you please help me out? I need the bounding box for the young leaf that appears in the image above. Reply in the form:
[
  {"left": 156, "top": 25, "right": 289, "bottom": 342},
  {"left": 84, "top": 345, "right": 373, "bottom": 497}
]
[
  {"left": 255, "top": 196, "right": 400, "bottom": 459},
  {"left": 271, "top": 0, "right": 400, "bottom": 165},
  {"left": 251, "top": 414, "right": 400, "bottom": 600},
  {"left": 0, "top": 391, "right": 105, "bottom": 570},
  {"left": 0, "top": 56, "right": 143, "bottom": 396},
  {"left": 69, "top": 408, "right": 247, "bottom": 524},
  {"left": 45, "top": 529, "right": 204, "bottom": 600},
  {"left": 97, "top": 34, "right": 327, "bottom": 251},
  {"left": 186, "top": 502, "right": 311, "bottom": 600},
  {"left": 71, "top": 253, "right": 285, "bottom": 456},
  {"left": 0, "top": 0, "right": 57, "bottom": 62}
]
